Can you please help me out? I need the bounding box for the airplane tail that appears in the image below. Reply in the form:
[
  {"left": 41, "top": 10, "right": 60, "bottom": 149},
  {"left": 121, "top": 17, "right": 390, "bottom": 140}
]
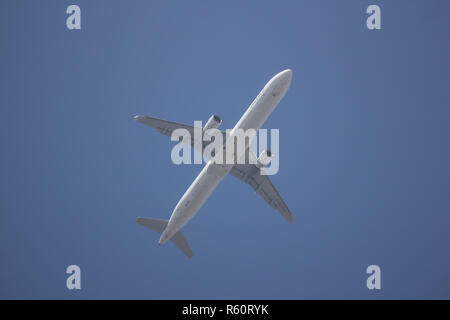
[{"left": 136, "top": 217, "right": 193, "bottom": 258}]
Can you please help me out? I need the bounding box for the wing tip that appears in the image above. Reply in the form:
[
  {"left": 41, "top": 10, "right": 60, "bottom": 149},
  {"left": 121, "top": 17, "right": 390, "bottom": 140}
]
[{"left": 286, "top": 214, "right": 294, "bottom": 223}]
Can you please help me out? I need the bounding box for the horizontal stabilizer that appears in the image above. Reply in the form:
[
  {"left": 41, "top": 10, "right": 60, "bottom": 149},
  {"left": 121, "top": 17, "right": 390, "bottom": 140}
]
[{"left": 136, "top": 217, "right": 193, "bottom": 258}]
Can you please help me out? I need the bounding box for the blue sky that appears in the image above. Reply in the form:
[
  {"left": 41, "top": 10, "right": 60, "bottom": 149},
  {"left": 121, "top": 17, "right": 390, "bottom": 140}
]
[{"left": 1, "top": 1, "right": 450, "bottom": 299}]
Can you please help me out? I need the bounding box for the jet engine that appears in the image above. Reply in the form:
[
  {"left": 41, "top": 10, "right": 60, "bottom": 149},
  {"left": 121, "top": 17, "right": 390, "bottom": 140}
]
[
  {"left": 203, "top": 115, "right": 222, "bottom": 131},
  {"left": 256, "top": 149, "right": 272, "bottom": 168}
]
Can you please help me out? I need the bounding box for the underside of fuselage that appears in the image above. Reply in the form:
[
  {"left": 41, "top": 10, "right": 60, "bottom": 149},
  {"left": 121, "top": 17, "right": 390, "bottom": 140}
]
[{"left": 136, "top": 69, "right": 293, "bottom": 257}]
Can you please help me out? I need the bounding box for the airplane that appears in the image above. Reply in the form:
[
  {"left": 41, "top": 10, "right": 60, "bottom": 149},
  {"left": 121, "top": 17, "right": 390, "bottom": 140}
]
[{"left": 134, "top": 69, "right": 293, "bottom": 258}]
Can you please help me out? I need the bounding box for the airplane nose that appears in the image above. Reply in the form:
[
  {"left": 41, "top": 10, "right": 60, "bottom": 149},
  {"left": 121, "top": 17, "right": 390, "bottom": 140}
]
[
  {"left": 270, "top": 69, "right": 292, "bottom": 97},
  {"left": 280, "top": 69, "right": 292, "bottom": 83}
]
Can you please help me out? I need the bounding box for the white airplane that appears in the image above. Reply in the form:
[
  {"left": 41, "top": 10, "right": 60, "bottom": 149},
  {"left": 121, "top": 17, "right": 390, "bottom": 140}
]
[{"left": 135, "top": 69, "right": 293, "bottom": 257}]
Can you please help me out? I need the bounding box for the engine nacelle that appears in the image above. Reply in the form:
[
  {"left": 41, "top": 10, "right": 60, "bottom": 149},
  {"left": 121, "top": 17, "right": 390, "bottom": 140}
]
[
  {"left": 203, "top": 115, "right": 222, "bottom": 131},
  {"left": 256, "top": 149, "right": 272, "bottom": 168}
]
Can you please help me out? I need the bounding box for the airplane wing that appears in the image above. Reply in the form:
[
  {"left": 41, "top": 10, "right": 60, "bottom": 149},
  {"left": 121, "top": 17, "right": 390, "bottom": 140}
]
[
  {"left": 135, "top": 115, "right": 293, "bottom": 222},
  {"left": 229, "top": 164, "right": 294, "bottom": 223},
  {"left": 134, "top": 115, "right": 226, "bottom": 155}
]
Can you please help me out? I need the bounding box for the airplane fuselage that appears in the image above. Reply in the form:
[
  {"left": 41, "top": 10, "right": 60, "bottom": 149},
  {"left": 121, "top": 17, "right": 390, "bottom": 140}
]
[{"left": 159, "top": 69, "right": 292, "bottom": 245}]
